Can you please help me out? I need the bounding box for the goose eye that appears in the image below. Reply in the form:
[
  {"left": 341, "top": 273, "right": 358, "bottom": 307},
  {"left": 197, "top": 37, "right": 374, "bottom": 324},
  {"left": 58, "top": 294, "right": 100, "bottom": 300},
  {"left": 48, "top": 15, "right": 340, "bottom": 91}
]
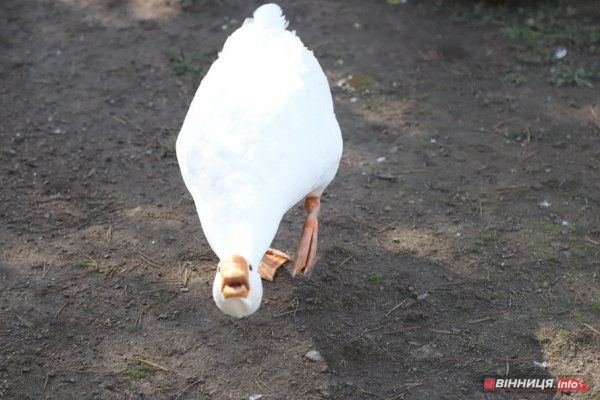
[
  {"left": 217, "top": 266, "right": 220, "bottom": 273},
  {"left": 249, "top": 265, "right": 253, "bottom": 271}
]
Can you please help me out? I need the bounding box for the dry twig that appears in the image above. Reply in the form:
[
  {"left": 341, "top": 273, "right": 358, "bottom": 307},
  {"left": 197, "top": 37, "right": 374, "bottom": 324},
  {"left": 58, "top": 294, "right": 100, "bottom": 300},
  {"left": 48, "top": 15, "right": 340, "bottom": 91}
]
[
  {"left": 255, "top": 368, "right": 268, "bottom": 391},
  {"left": 44, "top": 372, "right": 53, "bottom": 391},
  {"left": 584, "top": 236, "right": 600, "bottom": 246},
  {"left": 518, "top": 150, "right": 539, "bottom": 164},
  {"left": 132, "top": 359, "right": 168, "bottom": 371},
  {"left": 386, "top": 299, "right": 408, "bottom": 316},
  {"left": 104, "top": 260, "right": 127, "bottom": 280},
  {"left": 430, "top": 356, "right": 460, "bottom": 364},
  {"left": 0, "top": 240, "right": 19, "bottom": 252},
  {"left": 428, "top": 329, "right": 458, "bottom": 335},
  {"left": 466, "top": 317, "right": 491, "bottom": 324},
  {"left": 35, "top": 287, "right": 67, "bottom": 295},
  {"left": 106, "top": 225, "right": 113, "bottom": 243},
  {"left": 175, "top": 378, "right": 203, "bottom": 399},
  {"left": 136, "top": 305, "right": 152, "bottom": 328},
  {"left": 579, "top": 321, "right": 600, "bottom": 336},
  {"left": 379, "top": 344, "right": 396, "bottom": 361},
  {"left": 274, "top": 308, "right": 305, "bottom": 318},
  {"left": 492, "top": 117, "right": 519, "bottom": 135},
  {"left": 17, "top": 315, "right": 35, "bottom": 330},
  {"left": 479, "top": 309, "right": 508, "bottom": 317},
  {"left": 497, "top": 355, "right": 535, "bottom": 362},
  {"left": 139, "top": 252, "right": 163, "bottom": 268},
  {"left": 358, "top": 389, "right": 382, "bottom": 398},
  {"left": 42, "top": 262, "right": 50, "bottom": 279},
  {"left": 73, "top": 285, "right": 90, "bottom": 295},
  {"left": 55, "top": 302, "right": 69, "bottom": 319}
]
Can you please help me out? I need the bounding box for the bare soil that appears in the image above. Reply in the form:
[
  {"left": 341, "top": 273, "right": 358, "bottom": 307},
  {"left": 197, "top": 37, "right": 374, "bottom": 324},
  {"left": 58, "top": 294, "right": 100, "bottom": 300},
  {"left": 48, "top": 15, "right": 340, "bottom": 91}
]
[{"left": 1, "top": 1, "right": 599, "bottom": 399}]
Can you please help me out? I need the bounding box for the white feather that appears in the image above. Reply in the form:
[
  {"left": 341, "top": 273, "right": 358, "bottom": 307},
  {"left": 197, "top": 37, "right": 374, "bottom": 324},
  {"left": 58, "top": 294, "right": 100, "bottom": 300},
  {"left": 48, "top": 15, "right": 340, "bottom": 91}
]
[{"left": 244, "top": 3, "right": 289, "bottom": 30}]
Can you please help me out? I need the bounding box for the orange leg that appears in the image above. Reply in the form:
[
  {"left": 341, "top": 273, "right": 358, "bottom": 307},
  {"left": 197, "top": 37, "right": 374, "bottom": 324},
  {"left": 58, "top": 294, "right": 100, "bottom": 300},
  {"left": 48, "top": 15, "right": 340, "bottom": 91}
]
[{"left": 291, "top": 196, "right": 320, "bottom": 277}]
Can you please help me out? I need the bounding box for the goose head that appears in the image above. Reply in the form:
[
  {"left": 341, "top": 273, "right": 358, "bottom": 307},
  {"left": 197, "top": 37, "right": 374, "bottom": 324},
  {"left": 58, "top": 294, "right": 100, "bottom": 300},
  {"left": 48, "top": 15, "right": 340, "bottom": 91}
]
[{"left": 212, "top": 255, "right": 263, "bottom": 318}]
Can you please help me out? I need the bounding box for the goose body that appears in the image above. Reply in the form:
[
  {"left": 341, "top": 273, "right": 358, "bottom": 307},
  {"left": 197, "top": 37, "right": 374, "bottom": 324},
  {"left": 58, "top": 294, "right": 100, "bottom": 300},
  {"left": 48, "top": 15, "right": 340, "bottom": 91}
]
[{"left": 177, "top": 4, "right": 342, "bottom": 318}]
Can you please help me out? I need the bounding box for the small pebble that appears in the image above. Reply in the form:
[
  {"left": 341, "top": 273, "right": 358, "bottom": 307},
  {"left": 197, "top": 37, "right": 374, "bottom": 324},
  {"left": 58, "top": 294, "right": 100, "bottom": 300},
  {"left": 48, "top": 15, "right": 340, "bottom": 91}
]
[
  {"left": 417, "top": 292, "right": 429, "bottom": 301},
  {"left": 305, "top": 350, "right": 322, "bottom": 362}
]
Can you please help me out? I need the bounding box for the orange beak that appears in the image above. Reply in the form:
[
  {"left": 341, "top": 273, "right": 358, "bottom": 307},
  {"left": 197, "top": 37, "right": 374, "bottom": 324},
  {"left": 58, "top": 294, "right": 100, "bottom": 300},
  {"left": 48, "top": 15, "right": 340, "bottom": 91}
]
[{"left": 220, "top": 255, "right": 250, "bottom": 299}]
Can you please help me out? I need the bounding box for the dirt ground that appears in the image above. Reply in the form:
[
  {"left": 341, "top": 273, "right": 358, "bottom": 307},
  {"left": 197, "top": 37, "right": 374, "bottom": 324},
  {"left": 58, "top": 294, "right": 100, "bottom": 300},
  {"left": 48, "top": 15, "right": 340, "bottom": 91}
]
[{"left": 1, "top": 0, "right": 599, "bottom": 399}]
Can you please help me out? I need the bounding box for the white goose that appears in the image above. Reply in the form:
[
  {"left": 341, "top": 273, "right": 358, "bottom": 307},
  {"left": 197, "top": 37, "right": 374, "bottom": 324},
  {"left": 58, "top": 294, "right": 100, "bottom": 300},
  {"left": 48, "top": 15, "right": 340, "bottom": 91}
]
[{"left": 176, "top": 4, "right": 342, "bottom": 318}]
